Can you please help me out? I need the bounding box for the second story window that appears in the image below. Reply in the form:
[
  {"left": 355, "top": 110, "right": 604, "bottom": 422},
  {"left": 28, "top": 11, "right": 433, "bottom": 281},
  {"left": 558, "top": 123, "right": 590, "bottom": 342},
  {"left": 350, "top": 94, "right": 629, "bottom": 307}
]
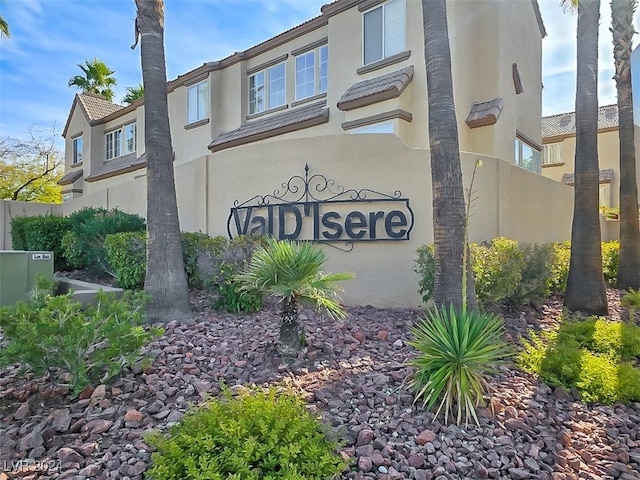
[
  {"left": 106, "top": 123, "right": 137, "bottom": 160},
  {"left": 72, "top": 136, "right": 83, "bottom": 164},
  {"left": 187, "top": 81, "right": 208, "bottom": 123},
  {"left": 295, "top": 45, "right": 328, "bottom": 101},
  {"left": 542, "top": 143, "right": 561, "bottom": 165},
  {"left": 124, "top": 123, "right": 137, "bottom": 155},
  {"left": 363, "top": 0, "right": 405, "bottom": 65},
  {"left": 249, "top": 62, "right": 286, "bottom": 115}
]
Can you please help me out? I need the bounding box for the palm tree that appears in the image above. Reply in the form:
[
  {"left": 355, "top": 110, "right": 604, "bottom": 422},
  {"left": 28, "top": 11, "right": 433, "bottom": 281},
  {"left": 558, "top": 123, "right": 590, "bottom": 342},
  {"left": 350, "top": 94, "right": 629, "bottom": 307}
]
[
  {"left": 123, "top": 83, "right": 144, "bottom": 105},
  {"left": 612, "top": 0, "right": 640, "bottom": 290},
  {"left": 133, "top": 0, "right": 192, "bottom": 323},
  {"left": 238, "top": 239, "right": 354, "bottom": 356},
  {"left": 0, "top": 16, "right": 9, "bottom": 38},
  {"left": 564, "top": 0, "right": 609, "bottom": 314},
  {"left": 421, "top": 0, "right": 477, "bottom": 312},
  {"left": 68, "top": 58, "right": 117, "bottom": 102}
]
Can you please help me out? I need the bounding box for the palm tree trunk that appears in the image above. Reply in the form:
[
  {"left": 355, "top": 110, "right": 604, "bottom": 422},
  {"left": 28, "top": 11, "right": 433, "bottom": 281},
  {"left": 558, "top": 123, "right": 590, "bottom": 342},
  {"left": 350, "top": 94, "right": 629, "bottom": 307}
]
[
  {"left": 134, "top": 0, "right": 192, "bottom": 323},
  {"left": 564, "top": 0, "right": 608, "bottom": 314},
  {"left": 279, "top": 297, "right": 301, "bottom": 356},
  {"left": 422, "top": 0, "right": 477, "bottom": 312},
  {"left": 612, "top": 0, "right": 640, "bottom": 290}
]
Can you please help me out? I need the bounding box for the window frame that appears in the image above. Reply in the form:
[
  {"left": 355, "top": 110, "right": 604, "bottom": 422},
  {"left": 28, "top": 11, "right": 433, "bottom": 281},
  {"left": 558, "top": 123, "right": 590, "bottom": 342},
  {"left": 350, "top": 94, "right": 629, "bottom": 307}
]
[
  {"left": 187, "top": 81, "right": 208, "bottom": 124},
  {"left": 514, "top": 136, "right": 542, "bottom": 174},
  {"left": 362, "top": 0, "right": 406, "bottom": 66},
  {"left": 294, "top": 45, "right": 328, "bottom": 102},
  {"left": 542, "top": 142, "right": 562, "bottom": 165},
  {"left": 248, "top": 61, "right": 286, "bottom": 115},
  {"left": 72, "top": 135, "right": 83, "bottom": 164},
  {"left": 105, "top": 122, "right": 137, "bottom": 161}
]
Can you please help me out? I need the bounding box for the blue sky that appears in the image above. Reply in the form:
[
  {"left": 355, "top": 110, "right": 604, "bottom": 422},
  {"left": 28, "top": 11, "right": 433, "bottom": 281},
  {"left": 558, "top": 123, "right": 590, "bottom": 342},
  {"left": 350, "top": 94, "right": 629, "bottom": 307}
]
[{"left": 0, "top": 0, "right": 638, "bottom": 148}]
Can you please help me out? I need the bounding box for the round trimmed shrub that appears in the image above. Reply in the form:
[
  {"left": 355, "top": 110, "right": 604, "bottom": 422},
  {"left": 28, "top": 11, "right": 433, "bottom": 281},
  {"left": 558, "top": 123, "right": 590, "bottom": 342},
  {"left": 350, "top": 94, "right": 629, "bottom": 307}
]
[{"left": 145, "top": 386, "right": 346, "bottom": 479}]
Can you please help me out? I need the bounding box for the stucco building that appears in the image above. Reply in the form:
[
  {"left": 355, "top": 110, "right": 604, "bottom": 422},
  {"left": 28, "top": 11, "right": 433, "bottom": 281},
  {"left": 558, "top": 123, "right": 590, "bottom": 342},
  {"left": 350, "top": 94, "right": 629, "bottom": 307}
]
[
  {"left": 3, "top": 0, "right": 574, "bottom": 307},
  {"left": 541, "top": 104, "right": 640, "bottom": 241}
]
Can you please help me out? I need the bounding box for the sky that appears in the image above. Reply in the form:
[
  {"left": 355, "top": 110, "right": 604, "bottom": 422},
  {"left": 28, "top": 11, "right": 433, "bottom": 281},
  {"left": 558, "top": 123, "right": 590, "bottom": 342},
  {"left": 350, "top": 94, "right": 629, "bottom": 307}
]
[{"left": 1, "top": 0, "right": 639, "bottom": 148}]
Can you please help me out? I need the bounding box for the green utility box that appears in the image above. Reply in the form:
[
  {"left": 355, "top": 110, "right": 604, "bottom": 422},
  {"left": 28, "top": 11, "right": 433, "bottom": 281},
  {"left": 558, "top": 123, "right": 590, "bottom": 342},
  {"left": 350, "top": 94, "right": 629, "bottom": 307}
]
[{"left": 0, "top": 251, "right": 54, "bottom": 306}]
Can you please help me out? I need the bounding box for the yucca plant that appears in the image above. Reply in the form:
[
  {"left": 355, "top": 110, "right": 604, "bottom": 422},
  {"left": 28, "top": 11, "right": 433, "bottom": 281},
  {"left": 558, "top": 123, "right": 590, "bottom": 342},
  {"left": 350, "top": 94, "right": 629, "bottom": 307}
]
[
  {"left": 238, "top": 238, "right": 354, "bottom": 355},
  {"left": 407, "top": 305, "right": 512, "bottom": 425}
]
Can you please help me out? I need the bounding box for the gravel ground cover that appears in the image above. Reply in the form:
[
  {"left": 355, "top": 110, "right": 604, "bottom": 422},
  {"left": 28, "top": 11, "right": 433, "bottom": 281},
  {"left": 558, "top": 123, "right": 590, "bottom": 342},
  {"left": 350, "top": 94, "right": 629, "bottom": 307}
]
[{"left": 1, "top": 290, "right": 639, "bottom": 480}]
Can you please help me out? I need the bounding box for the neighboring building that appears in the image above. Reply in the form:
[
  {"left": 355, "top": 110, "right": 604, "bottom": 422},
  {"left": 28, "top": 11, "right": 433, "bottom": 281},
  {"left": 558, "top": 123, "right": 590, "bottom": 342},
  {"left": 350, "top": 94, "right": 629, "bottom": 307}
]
[
  {"left": 541, "top": 104, "right": 640, "bottom": 240},
  {"left": 47, "top": 0, "right": 573, "bottom": 307}
]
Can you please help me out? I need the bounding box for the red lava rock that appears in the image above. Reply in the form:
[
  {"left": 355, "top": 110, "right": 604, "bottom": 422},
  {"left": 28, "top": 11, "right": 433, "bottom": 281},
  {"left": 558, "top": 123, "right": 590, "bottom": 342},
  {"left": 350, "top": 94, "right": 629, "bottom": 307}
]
[
  {"left": 416, "top": 429, "right": 436, "bottom": 445},
  {"left": 376, "top": 330, "right": 389, "bottom": 340},
  {"left": 124, "top": 409, "right": 143, "bottom": 422},
  {"left": 358, "top": 456, "right": 373, "bottom": 472},
  {"left": 356, "top": 428, "right": 375, "bottom": 447},
  {"left": 78, "top": 385, "right": 94, "bottom": 400}
]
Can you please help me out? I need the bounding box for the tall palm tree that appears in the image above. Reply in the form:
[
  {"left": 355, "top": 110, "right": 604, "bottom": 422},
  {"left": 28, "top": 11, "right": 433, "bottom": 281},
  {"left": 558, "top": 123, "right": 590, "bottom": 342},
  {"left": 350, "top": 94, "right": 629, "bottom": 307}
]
[
  {"left": 564, "top": 0, "right": 609, "bottom": 314},
  {"left": 421, "top": 0, "right": 477, "bottom": 312},
  {"left": 133, "top": 0, "right": 192, "bottom": 323},
  {"left": 612, "top": 0, "right": 640, "bottom": 290},
  {"left": 68, "top": 58, "right": 117, "bottom": 102},
  {"left": 238, "top": 239, "right": 353, "bottom": 356},
  {"left": 123, "top": 83, "right": 144, "bottom": 105}
]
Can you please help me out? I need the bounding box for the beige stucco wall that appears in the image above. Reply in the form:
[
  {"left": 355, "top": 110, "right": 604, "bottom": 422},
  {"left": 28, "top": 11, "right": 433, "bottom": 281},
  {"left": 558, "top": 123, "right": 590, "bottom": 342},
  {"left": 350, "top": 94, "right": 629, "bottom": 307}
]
[{"left": 1, "top": 133, "right": 574, "bottom": 307}]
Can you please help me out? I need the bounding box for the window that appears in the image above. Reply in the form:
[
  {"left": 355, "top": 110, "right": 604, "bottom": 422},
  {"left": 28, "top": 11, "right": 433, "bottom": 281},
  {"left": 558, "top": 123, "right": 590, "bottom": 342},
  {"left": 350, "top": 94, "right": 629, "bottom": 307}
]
[
  {"left": 363, "top": 0, "right": 405, "bottom": 65},
  {"left": 542, "top": 143, "right": 561, "bottom": 165},
  {"left": 72, "top": 136, "right": 83, "bottom": 164},
  {"left": 105, "top": 129, "right": 121, "bottom": 160},
  {"left": 249, "top": 62, "right": 286, "bottom": 115},
  {"left": 105, "top": 123, "right": 136, "bottom": 160},
  {"left": 348, "top": 121, "right": 394, "bottom": 134},
  {"left": 599, "top": 185, "right": 611, "bottom": 208},
  {"left": 514, "top": 136, "right": 541, "bottom": 174},
  {"left": 124, "top": 123, "right": 137, "bottom": 155},
  {"left": 295, "top": 45, "right": 328, "bottom": 101},
  {"left": 187, "top": 81, "right": 208, "bottom": 123}
]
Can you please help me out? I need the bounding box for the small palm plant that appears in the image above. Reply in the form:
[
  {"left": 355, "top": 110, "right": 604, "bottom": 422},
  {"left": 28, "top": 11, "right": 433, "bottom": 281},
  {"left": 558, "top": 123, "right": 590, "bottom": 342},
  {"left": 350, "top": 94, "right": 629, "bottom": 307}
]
[
  {"left": 238, "top": 238, "right": 354, "bottom": 356},
  {"left": 407, "top": 305, "right": 512, "bottom": 425}
]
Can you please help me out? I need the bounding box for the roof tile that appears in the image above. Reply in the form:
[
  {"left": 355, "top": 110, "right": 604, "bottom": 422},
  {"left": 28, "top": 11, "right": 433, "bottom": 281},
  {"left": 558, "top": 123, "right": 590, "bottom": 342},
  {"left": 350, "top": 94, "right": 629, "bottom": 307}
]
[
  {"left": 466, "top": 98, "right": 504, "bottom": 128},
  {"left": 209, "top": 101, "right": 329, "bottom": 152},
  {"left": 57, "top": 169, "right": 83, "bottom": 185},
  {"left": 542, "top": 104, "right": 618, "bottom": 139},
  {"left": 561, "top": 168, "right": 615, "bottom": 186},
  {"left": 337, "top": 66, "right": 414, "bottom": 111}
]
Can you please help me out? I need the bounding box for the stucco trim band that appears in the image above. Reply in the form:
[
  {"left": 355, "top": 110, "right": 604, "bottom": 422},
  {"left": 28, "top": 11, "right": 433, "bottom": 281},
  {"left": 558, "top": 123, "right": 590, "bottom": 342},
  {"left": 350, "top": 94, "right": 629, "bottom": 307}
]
[
  {"left": 356, "top": 50, "right": 411, "bottom": 75},
  {"left": 341, "top": 109, "right": 413, "bottom": 130}
]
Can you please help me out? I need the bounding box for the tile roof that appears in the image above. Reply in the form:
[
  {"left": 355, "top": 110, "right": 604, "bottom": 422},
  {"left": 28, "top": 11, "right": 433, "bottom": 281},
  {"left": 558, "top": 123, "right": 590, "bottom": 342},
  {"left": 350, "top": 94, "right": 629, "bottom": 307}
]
[
  {"left": 84, "top": 154, "right": 147, "bottom": 182},
  {"left": 466, "top": 98, "right": 504, "bottom": 128},
  {"left": 337, "top": 66, "right": 413, "bottom": 111},
  {"left": 209, "top": 101, "right": 330, "bottom": 152},
  {"left": 561, "top": 168, "right": 615, "bottom": 186},
  {"left": 77, "top": 93, "right": 124, "bottom": 121},
  {"left": 57, "top": 169, "right": 83, "bottom": 185},
  {"left": 542, "top": 104, "right": 618, "bottom": 139}
]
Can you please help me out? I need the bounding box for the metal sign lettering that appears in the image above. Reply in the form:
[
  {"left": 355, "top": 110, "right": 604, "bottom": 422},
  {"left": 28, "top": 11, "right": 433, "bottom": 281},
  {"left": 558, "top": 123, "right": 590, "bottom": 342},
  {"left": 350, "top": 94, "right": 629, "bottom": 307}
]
[{"left": 227, "top": 165, "right": 414, "bottom": 251}]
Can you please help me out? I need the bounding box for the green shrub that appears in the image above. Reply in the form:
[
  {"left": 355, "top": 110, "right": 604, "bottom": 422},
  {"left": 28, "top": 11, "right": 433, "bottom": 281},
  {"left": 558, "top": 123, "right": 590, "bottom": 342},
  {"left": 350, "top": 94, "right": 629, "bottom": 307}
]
[
  {"left": 407, "top": 305, "right": 512, "bottom": 425},
  {"left": 415, "top": 244, "right": 435, "bottom": 303},
  {"left": 471, "top": 238, "right": 525, "bottom": 305},
  {"left": 145, "top": 386, "right": 346, "bottom": 480},
  {"left": 510, "top": 243, "right": 554, "bottom": 305},
  {"left": 602, "top": 240, "right": 620, "bottom": 285},
  {"left": 9, "top": 215, "right": 29, "bottom": 250},
  {"left": 180, "top": 231, "right": 211, "bottom": 289},
  {"left": 62, "top": 207, "right": 146, "bottom": 271},
  {"left": 214, "top": 263, "right": 263, "bottom": 312},
  {"left": 549, "top": 241, "right": 571, "bottom": 293},
  {"left": 0, "top": 283, "right": 162, "bottom": 396},
  {"left": 517, "top": 315, "right": 640, "bottom": 404},
  {"left": 104, "top": 231, "right": 147, "bottom": 290},
  {"left": 16, "top": 214, "right": 72, "bottom": 270}
]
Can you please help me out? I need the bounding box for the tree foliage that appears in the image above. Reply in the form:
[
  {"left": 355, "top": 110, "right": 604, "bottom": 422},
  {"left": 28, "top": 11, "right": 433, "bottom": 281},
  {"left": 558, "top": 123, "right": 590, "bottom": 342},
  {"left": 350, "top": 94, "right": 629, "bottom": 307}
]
[
  {"left": 0, "top": 126, "right": 63, "bottom": 203},
  {"left": 122, "top": 83, "right": 144, "bottom": 105},
  {"left": 68, "top": 58, "right": 117, "bottom": 102}
]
